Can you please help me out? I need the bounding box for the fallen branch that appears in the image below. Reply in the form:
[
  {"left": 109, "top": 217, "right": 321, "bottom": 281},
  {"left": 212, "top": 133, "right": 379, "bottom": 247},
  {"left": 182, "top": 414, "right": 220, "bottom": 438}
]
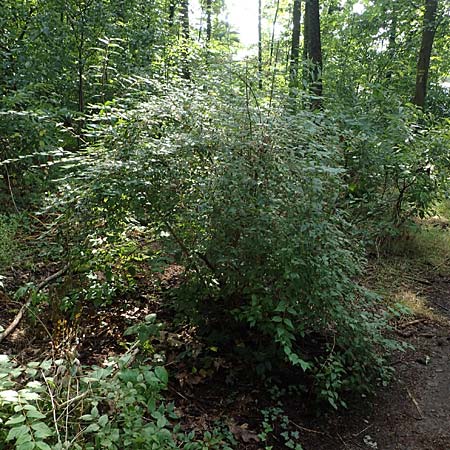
[
  {"left": 0, "top": 265, "right": 69, "bottom": 343},
  {"left": 398, "top": 319, "right": 426, "bottom": 329}
]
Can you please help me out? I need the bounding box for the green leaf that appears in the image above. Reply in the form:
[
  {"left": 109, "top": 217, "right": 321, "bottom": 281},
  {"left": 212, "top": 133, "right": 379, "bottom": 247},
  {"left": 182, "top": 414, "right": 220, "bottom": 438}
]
[
  {"left": 20, "top": 391, "right": 40, "bottom": 401},
  {"left": 6, "top": 415, "right": 26, "bottom": 425},
  {"left": 17, "top": 442, "right": 35, "bottom": 450},
  {"left": 80, "top": 414, "right": 93, "bottom": 421},
  {"left": 31, "top": 422, "right": 53, "bottom": 438},
  {"left": 85, "top": 423, "right": 100, "bottom": 433},
  {"left": 6, "top": 425, "right": 29, "bottom": 442},
  {"left": 154, "top": 366, "right": 168, "bottom": 384},
  {"left": 16, "top": 432, "right": 33, "bottom": 445},
  {"left": 26, "top": 409, "right": 46, "bottom": 419},
  {"left": 36, "top": 442, "right": 52, "bottom": 450},
  {"left": 0, "top": 354, "right": 10, "bottom": 364},
  {"left": 0, "top": 389, "right": 19, "bottom": 402},
  {"left": 157, "top": 415, "right": 168, "bottom": 428},
  {"left": 283, "top": 318, "right": 294, "bottom": 329},
  {"left": 98, "top": 414, "right": 109, "bottom": 427}
]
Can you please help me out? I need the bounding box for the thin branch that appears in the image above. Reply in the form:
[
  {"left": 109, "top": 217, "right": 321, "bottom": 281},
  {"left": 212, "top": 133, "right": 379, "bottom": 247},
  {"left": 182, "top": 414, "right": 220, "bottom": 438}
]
[
  {"left": 0, "top": 265, "right": 69, "bottom": 343},
  {"left": 4, "top": 166, "right": 19, "bottom": 213}
]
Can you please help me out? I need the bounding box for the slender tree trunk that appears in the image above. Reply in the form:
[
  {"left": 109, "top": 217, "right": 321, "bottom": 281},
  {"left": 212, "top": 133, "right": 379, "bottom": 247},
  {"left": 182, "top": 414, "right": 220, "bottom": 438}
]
[
  {"left": 269, "top": 0, "right": 281, "bottom": 67},
  {"left": 302, "top": 0, "right": 309, "bottom": 79},
  {"left": 78, "top": 45, "right": 84, "bottom": 113},
  {"left": 180, "top": 0, "right": 190, "bottom": 40},
  {"left": 305, "top": 0, "right": 322, "bottom": 109},
  {"left": 180, "top": 0, "right": 191, "bottom": 79},
  {"left": 289, "top": 0, "right": 302, "bottom": 97},
  {"left": 413, "top": 0, "right": 439, "bottom": 108},
  {"left": 386, "top": 11, "right": 397, "bottom": 80},
  {"left": 168, "top": 0, "right": 176, "bottom": 27},
  {"left": 206, "top": 0, "right": 212, "bottom": 43},
  {"left": 258, "top": 0, "right": 263, "bottom": 89}
]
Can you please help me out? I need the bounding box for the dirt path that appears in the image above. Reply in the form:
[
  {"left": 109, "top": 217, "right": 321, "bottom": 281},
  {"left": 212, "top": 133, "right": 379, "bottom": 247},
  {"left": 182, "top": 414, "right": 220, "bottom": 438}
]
[{"left": 301, "top": 274, "right": 450, "bottom": 450}]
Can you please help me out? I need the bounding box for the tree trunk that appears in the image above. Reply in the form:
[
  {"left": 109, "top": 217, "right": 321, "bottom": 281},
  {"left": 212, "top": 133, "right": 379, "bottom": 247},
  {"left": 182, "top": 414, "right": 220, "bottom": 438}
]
[
  {"left": 413, "top": 0, "right": 439, "bottom": 108},
  {"left": 206, "top": 0, "right": 212, "bottom": 43},
  {"left": 303, "top": 0, "right": 322, "bottom": 109},
  {"left": 258, "top": 0, "right": 263, "bottom": 89},
  {"left": 269, "top": 0, "right": 281, "bottom": 67},
  {"left": 289, "top": 0, "right": 302, "bottom": 96},
  {"left": 180, "top": 0, "right": 190, "bottom": 41},
  {"left": 180, "top": 0, "right": 191, "bottom": 79},
  {"left": 386, "top": 10, "right": 397, "bottom": 80},
  {"left": 168, "top": 0, "right": 176, "bottom": 27},
  {"left": 302, "top": 0, "right": 309, "bottom": 80}
]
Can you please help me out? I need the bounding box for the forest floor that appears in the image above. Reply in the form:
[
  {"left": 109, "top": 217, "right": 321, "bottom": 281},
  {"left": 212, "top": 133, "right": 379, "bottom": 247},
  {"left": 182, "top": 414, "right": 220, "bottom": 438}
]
[
  {"left": 301, "top": 271, "right": 450, "bottom": 450},
  {"left": 2, "top": 217, "right": 450, "bottom": 449}
]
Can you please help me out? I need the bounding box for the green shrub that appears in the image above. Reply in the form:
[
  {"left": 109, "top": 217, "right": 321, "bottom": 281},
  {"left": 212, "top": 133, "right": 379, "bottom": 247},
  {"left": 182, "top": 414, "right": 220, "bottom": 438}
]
[
  {"left": 335, "top": 90, "right": 450, "bottom": 238},
  {"left": 53, "top": 80, "right": 401, "bottom": 407}
]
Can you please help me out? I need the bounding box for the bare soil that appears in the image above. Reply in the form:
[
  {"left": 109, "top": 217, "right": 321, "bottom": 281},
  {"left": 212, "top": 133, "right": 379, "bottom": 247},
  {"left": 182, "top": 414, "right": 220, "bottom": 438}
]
[{"left": 298, "top": 273, "right": 450, "bottom": 450}]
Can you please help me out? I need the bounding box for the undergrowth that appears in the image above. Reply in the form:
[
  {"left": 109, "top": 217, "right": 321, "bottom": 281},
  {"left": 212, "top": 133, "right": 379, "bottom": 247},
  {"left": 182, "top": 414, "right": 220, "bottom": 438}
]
[{"left": 0, "top": 316, "right": 237, "bottom": 450}]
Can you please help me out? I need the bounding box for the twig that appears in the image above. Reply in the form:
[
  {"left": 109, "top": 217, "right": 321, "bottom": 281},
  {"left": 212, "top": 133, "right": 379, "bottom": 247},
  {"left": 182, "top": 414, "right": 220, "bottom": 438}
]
[
  {"left": 337, "top": 433, "right": 351, "bottom": 449},
  {"left": 398, "top": 319, "right": 426, "bottom": 329},
  {"left": 406, "top": 387, "right": 424, "bottom": 420},
  {"left": 0, "top": 265, "right": 69, "bottom": 343},
  {"left": 353, "top": 423, "right": 373, "bottom": 437},
  {"left": 4, "top": 165, "right": 19, "bottom": 213},
  {"left": 433, "top": 302, "right": 450, "bottom": 313},
  {"left": 289, "top": 420, "right": 325, "bottom": 435},
  {"left": 42, "top": 370, "right": 62, "bottom": 445}
]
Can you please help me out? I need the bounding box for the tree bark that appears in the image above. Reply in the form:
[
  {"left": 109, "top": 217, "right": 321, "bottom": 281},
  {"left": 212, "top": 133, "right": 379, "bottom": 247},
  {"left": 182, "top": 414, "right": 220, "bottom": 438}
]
[
  {"left": 269, "top": 0, "right": 281, "bottom": 67},
  {"left": 413, "top": 0, "right": 439, "bottom": 108},
  {"left": 206, "top": 0, "right": 212, "bottom": 43},
  {"left": 258, "top": 0, "right": 263, "bottom": 89},
  {"left": 180, "top": 0, "right": 190, "bottom": 41},
  {"left": 168, "top": 0, "right": 176, "bottom": 27},
  {"left": 306, "top": 0, "right": 322, "bottom": 108},
  {"left": 180, "top": 0, "right": 191, "bottom": 79},
  {"left": 289, "top": 0, "right": 302, "bottom": 96}
]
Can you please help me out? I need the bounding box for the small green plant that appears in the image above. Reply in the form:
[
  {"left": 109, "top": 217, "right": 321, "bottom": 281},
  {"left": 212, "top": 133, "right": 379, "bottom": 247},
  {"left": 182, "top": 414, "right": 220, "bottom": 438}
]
[
  {"left": 259, "top": 407, "right": 304, "bottom": 450},
  {"left": 0, "top": 214, "right": 19, "bottom": 270}
]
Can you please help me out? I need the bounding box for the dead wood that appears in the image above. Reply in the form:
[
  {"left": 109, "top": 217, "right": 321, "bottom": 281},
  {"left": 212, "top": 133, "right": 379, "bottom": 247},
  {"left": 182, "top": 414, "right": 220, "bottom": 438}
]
[{"left": 0, "top": 265, "right": 69, "bottom": 343}]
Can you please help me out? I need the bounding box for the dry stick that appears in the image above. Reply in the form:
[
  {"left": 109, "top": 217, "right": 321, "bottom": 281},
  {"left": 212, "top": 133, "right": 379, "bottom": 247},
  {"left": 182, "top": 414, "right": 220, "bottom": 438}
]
[
  {"left": 398, "top": 319, "right": 426, "bottom": 329},
  {"left": 5, "top": 165, "right": 19, "bottom": 213},
  {"left": 406, "top": 387, "right": 424, "bottom": 420},
  {"left": 353, "top": 423, "right": 374, "bottom": 437},
  {"left": 0, "top": 265, "right": 69, "bottom": 343},
  {"left": 42, "top": 370, "right": 62, "bottom": 446},
  {"left": 434, "top": 302, "right": 450, "bottom": 313},
  {"left": 289, "top": 420, "right": 325, "bottom": 435}
]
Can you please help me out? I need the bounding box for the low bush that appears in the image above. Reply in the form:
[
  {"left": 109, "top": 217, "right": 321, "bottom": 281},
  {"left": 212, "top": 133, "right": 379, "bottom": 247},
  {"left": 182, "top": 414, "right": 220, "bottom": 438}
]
[
  {"left": 53, "top": 79, "right": 402, "bottom": 407},
  {"left": 335, "top": 90, "right": 450, "bottom": 239}
]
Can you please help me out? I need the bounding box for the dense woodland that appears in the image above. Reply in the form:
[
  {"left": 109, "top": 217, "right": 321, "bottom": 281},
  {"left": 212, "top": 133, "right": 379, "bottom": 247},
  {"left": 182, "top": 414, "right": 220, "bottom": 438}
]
[{"left": 1, "top": 0, "right": 450, "bottom": 449}]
